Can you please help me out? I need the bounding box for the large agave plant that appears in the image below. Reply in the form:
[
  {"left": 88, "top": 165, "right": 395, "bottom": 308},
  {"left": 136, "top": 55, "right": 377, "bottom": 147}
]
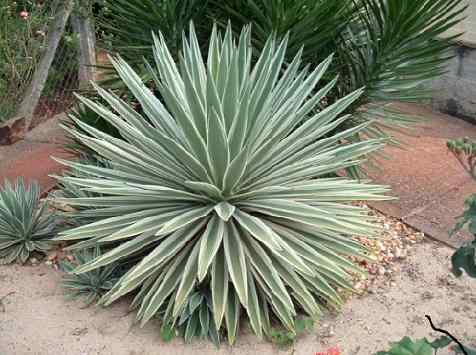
[
  {"left": 55, "top": 24, "right": 391, "bottom": 342},
  {"left": 0, "top": 179, "right": 56, "bottom": 264}
]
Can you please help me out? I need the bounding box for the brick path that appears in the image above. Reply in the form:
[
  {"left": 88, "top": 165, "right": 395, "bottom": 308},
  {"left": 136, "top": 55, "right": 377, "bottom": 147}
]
[
  {"left": 368, "top": 103, "right": 476, "bottom": 247},
  {"left": 0, "top": 115, "right": 72, "bottom": 196}
]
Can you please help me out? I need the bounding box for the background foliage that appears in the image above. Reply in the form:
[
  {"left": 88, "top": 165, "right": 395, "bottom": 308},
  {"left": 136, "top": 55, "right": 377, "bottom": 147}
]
[
  {"left": 89, "top": 0, "right": 466, "bottom": 143},
  {"left": 0, "top": 0, "right": 51, "bottom": 122}
]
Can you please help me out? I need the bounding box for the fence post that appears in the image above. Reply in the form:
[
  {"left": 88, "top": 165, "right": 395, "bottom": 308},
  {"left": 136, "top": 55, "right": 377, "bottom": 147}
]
[
  {"left": 72, "top": 11, "right": 97, "bottom": 89},
  {"left": 16, "top": 0, "right": 75, "bottom": 133}
]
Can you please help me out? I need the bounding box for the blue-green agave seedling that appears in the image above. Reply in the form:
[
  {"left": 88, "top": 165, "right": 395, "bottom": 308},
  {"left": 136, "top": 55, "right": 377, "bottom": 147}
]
[{"left": 0, "top": 178, "right": 55, "bottom": 264}]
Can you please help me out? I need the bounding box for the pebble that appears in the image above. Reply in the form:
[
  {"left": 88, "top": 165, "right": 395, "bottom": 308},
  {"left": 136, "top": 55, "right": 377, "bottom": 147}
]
[{"left": 349, "top": 205, "right": 425, "bottom": 295}]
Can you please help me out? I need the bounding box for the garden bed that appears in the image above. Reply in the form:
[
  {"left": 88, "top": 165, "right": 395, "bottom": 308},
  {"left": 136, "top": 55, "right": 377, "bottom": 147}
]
[{"left": 1, "top": 208, "right": 474, "bottom": 355}]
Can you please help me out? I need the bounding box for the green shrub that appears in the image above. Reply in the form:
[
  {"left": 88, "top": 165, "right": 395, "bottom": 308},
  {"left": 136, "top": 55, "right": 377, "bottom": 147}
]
[
  {"left": 55, "top": 24, "right": 390, "bottom": 343},
  {"left": 0, "top": 0, "right": 52, "bottom": 122},
  {"left": 0, "top": 0, "right": 80, "bottom": 122},
  {"left": 0, "top": 178, "right": 56, "bottom": 264},
  {"left": 448, "top": 137, "right": 476, "bottom": 278},
  {"left": 376, "top": 336, "right": 476, "bottom": 355}
]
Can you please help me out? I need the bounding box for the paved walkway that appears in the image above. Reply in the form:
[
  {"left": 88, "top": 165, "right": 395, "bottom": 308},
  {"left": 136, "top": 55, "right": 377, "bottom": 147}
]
[
  {"left": 0, "top": 114, "right": 72, "bottom": 196},
  {"left": 0, "top": 105, "right": 475, "bottom": 246},
  {"left": 368, "top": 103, "right": 476, "bottom": 247}
]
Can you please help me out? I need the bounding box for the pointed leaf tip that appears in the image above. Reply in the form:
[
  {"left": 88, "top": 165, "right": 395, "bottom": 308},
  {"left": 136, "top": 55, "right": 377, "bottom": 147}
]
[{"left": 214, "top": 202, "right": 235, "bottom": 222}]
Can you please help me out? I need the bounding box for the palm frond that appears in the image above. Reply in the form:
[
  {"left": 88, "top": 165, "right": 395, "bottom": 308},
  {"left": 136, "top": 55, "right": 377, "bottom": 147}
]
[{"left": 96, "top": 0, "right": 211, "bottom": 89}]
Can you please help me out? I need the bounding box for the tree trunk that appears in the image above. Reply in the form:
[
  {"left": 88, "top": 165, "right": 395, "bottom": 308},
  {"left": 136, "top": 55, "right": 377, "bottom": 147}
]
[
  {"left": 72, "top": 13, "right": 97, "bottom": 89},
  {"left": 16, "top": 0, "right": 75, "bottom": 133}
]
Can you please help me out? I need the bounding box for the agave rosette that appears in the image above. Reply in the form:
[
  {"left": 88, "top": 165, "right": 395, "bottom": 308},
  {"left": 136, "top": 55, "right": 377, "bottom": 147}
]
[
  {"left": 60, "top": 246, "right": 120, "bottom": 305},
  {"left": 55, "top": 24, "right": 390, "bottom": 342},
  {"left": 0, "top": 179, "right": 55, "bottom": 264}
]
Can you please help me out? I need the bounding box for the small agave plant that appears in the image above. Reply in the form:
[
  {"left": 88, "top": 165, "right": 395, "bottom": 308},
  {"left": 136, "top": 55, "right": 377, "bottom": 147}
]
[
  {"left": 55, "top": 23, "right": 391, "bottom": 343},
  {"left": 0, "top": 178, "right": 55, "bottom": 264},
  {"left": 61, "top": 247, "right": 120, "bottom": 305}
]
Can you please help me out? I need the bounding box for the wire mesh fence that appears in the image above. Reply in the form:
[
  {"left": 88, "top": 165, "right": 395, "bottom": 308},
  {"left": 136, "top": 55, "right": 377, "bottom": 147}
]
[{"left": 0, "top": 0, "right": 80, "bottom": 125}]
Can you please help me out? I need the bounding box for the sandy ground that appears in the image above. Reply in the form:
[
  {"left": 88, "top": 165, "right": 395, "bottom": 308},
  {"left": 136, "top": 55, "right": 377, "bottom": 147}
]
[{"left": 1, "top": 239, "right": 475, "bottom": 355}]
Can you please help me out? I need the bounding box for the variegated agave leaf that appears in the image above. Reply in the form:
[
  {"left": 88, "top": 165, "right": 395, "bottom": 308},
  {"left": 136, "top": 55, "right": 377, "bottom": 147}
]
[
  {"left": 55, "top": 23, "right": 391, "bottom": 342},
  {"left": 0, "top": 178, "right": 56, "bottom": 264}
]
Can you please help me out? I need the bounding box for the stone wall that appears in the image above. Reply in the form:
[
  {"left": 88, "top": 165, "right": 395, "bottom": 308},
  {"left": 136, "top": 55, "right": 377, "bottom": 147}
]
[
  {"left": 430, "top": 1, "right": 476, "bottom": 123},
  {"left": 430, "top": 44, "right": 476, "bottom": 123},
  {"left": 448, "top": 0, "right": 476, "bottom": 45}
]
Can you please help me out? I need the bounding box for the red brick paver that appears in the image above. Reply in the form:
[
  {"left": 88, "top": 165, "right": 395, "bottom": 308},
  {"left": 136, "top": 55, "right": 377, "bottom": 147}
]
[
  {"left": 0, "top": 116, "right": 72, "bottom": 196},
  {"left": 368, "top": 103, "right": 476, "bottom": 247}
]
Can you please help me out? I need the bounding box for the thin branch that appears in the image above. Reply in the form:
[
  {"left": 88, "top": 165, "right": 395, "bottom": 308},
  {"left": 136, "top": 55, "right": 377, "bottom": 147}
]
[{"left": 425, "top": 315, "right": 468, "bottom": 355}]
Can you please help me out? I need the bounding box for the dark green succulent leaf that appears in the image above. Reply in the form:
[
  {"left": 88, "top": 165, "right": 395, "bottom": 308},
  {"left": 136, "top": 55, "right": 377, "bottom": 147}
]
[
  {"left": 453, "top": 345, "right": 476, "bottom": 355},
  {"left": 175, "top": 290, "right": 219, "bottom": 344},
  {"left": 450, "top": 192, "right": 476, "bottom": 236},
  {"left": 160, "top": 323, "right": 176, "bottom": 342},
  {"left": 375, "top": 337, "right": 434, "bottom": 355},
  {"left": 451, "top": 239, "right": 476, "bottom": 278},
  {"left": 430, "top": 336, "right": 452, "bottom": 349}
]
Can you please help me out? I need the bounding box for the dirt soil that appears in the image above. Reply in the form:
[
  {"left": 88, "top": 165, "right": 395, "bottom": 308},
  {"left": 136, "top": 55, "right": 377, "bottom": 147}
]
[{"left": 1, "top": 238, "right": 475, "bottom": 355}]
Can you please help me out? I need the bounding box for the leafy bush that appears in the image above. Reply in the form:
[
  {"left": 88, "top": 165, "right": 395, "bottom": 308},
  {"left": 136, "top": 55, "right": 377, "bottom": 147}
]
[
  {"left": 55, "top": 24, "right": 390, "bottom": 342},
  {"left": 0, "top": 178, "right": 56, "bottom": 264},
  {"left": 376, "top": 335, "right": 476, "bottom": 354},
  {"left": 448, "top": 137, "right": 476, "bottom": 278},
  {"left": 269, "top": 317, "right": 314, "bottom": 349},
  {"left": 0, "top": 0, "right": 52, "bottom": 122},
  {"left": 0, "top": 0, "right": 80, "bottom": 122},
  {"left": 60, "top": 246, "right": 120, "bottom": 305},
  {"left": 448, "top": 137, "right": 476, "bottom": 180}
]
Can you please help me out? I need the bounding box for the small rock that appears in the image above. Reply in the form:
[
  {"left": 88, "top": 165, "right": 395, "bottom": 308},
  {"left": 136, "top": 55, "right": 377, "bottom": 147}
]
[
  {"left": 30, "top": 258, "right": 38, "bottom": 265},
  {"left": 421, "top": 291, "right": 434, "bottom": 300},
  {"left": 71, "top": 327, "right": 88, "bottom": 336},
  {"left": 47, "top": 252, "right": 57, "bottom": 261},
  {"left": 0, "top": 116, "right": 26, "bottom": 145},
  {"left": 320, "top": 324, "right": 335, "bottom": 338}
]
